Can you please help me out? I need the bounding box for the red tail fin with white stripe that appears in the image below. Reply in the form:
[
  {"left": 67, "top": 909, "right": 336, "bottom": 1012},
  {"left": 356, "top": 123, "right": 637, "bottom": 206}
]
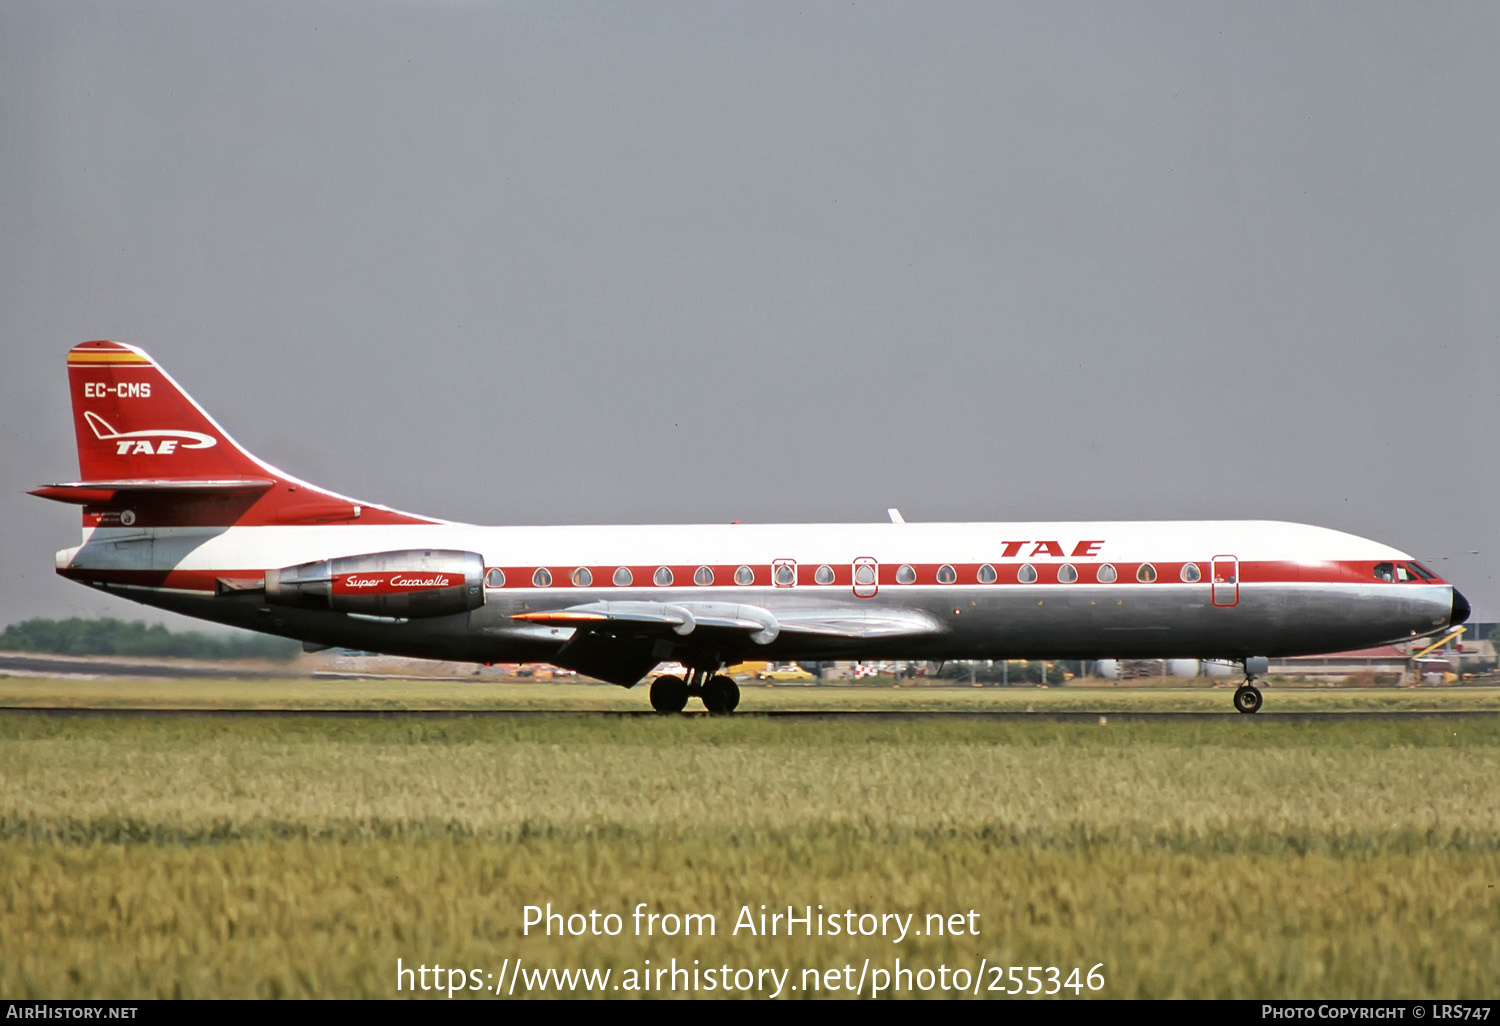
[
  {"left": 66, "top": 340, "right": 266, "bottom": 483},
  {"left": 32, "top": 341, "right": 436, "bottom": 528}
]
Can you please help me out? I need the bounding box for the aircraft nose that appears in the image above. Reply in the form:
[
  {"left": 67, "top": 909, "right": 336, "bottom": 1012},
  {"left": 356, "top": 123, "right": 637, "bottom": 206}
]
[{"left": 1451, "top": 588, "right": 1472, "bottom": 626}]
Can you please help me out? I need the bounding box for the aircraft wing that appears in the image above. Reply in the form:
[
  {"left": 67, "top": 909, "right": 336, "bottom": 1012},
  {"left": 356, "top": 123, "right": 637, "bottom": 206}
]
[
  {"left": 773, "top": 609, "right": 948, "bottom": 638},
  {"left": 514, "top": 600, "right": 944, "bottom": 686}
]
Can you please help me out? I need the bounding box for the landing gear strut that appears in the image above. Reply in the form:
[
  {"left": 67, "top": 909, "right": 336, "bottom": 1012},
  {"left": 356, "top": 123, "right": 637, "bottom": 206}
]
[
  {"left": 1233, "top": 656, "right": 1269, "bottom": 714},
  {"left": 649, "top": 668, "right": 739, "bottom": 714}
]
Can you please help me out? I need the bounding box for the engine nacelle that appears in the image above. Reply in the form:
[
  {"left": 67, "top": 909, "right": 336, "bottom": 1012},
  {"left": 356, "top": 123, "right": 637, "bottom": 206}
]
[{"left": 265, "top": 549, "right": 484, "bottom": 619}]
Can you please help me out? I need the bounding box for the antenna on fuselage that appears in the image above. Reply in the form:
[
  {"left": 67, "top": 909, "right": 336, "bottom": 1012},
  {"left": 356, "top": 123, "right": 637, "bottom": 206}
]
[{"left": 887, "top": 508, "right": 905, "bottom": 524}]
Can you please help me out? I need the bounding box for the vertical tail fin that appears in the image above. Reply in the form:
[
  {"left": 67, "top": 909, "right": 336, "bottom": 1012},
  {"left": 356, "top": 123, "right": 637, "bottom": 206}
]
[
  {"left": 66, "top": 340, "right": 267, "bottom": 483},
  {"left": 32, "top": 341, "right": 437, "bottom": 528}
]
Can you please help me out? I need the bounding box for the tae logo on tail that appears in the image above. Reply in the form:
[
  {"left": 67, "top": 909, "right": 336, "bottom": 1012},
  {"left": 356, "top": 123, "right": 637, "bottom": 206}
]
[{"left": 84, "top": 411, "right": 217, "bottom": 455}]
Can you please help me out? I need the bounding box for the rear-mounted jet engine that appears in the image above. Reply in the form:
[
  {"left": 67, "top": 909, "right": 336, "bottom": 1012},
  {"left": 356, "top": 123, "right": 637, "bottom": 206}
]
[{"left": 264, "top": 549, "right": 485, "bottom": 618}]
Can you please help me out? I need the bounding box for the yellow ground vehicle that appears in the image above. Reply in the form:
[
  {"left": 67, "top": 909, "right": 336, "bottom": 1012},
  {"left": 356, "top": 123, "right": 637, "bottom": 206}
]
[{"left": 728, "top": 661, "right": 817, "bottom": 683}]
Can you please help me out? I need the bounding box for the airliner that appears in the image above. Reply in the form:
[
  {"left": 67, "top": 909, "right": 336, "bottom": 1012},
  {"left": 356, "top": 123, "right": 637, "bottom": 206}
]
[{"left": 32, "top": 341, "right": 1470, "bottom": 713}]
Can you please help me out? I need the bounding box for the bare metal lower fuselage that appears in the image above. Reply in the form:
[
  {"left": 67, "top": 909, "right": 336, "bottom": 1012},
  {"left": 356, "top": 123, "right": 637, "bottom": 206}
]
[{"left": 98, "top": 571, "right": 1456, "bottom": 673}]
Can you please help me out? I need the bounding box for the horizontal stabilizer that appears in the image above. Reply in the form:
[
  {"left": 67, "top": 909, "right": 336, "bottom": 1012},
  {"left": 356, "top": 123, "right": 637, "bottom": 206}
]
[{"left": 30, "top": 479, "right": 275, "bottom": 505}]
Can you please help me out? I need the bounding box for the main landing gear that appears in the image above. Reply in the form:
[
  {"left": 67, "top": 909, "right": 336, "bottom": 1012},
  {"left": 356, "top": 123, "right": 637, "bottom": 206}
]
[
  {"left": 649, "top": 668, "right": 740, "bottom": 715},
  {"left": 1233, "top": 656, "right": 1270, "bottom": 714}
]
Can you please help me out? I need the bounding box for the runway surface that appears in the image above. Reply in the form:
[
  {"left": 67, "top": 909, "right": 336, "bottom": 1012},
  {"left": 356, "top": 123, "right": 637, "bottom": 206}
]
[
  {"left": 2, "top": 706, "right": 1497, "bottom": 722},
  {"left": 0, "top": 653, "right": 301, "bottom": 679}
]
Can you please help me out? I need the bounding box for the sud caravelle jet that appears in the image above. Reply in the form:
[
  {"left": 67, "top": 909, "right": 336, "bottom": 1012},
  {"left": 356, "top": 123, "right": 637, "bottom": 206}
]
[{"left": 32, "top": 341, "right": 1471, "bottom": 713}]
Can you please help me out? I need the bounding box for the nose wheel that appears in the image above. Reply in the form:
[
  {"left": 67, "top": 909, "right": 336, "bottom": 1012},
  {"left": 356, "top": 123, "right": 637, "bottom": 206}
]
[
  {"left": 1230, "top": 656, "right": 1269, "bottom": 714},
  {"left": 1232, "top": 685, "right": 1263, "bottom": 714}
]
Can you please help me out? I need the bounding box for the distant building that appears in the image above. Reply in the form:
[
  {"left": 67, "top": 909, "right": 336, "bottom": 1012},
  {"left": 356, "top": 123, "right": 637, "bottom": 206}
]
[{"left": 1272, "top": 623, "right": 1496, "bottom": 680}]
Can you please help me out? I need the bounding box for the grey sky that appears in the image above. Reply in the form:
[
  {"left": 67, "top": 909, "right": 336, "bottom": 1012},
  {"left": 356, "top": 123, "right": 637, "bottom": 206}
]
[{"left": 3, "top": 1, "right": 1497, "bottom": 632}]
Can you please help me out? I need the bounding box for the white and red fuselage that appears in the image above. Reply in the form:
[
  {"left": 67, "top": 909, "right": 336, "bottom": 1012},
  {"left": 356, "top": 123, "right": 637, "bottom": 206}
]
[{"left": 34, "top": 342, "right": 1470, "bottom": 703}]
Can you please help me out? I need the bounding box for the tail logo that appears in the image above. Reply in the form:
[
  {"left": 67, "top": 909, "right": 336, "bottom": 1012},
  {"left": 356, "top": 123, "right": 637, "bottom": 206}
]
[{"left": 84, "top": 411, "right": 217, "bottom": 455}]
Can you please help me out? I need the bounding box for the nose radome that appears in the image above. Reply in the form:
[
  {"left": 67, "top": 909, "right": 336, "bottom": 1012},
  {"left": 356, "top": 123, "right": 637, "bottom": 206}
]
[{"left": 1451, "top": 588, "right": 1472, "bottom": 626}]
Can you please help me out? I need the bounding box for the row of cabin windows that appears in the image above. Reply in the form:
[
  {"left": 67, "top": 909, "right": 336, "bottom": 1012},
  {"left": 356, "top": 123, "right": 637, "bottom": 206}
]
[
  {"left": 483, "top": 561, "right": 1204, "bottom": 589},
  {"left": 485, "top": 565, "right": 757, "bottom": 589},
  {"left": 992, "top": 561, "right": 1179, "bottom": 584}
]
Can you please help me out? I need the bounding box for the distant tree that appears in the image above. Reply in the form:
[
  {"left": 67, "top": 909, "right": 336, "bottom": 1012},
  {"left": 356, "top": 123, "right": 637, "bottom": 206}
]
[{"left": 0, "top": 617, "right": 297, "bottom": 661}]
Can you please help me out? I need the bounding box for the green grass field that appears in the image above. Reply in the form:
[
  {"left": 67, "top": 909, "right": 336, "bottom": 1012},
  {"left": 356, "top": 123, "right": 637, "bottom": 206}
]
[{"left": 2, "top": 684, "right": 1498, "bottom": 999}]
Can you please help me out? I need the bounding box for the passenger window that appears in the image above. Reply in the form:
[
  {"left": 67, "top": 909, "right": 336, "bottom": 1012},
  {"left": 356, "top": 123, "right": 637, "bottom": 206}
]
[
  {"left": 1017, "top": 564, "right": 1038, "bottom": 584},
  {"left": 854, "top": 563, "right": 877, "bottom": 586},
  {"left": 977, "top": 564, "right": 997, "bottom": 584},
  {"left": 571, "top": 567, "right": 592, "bottom": 587},
  {"left": 815, "top": 565, "right": 835, "bottom": 585},
  {"left": 1373, "top": 562, "right": 1395, "bottom": 583},
  {"left": 532, "top": 567, "right": 552, "bottom": 587},
  {"left": 775, "top": 564, "right": 796, "bottom": 586},
  {"left": 936, "top": 564, "right": 957, "bottom": 585},
  {"left": 1137, "top": 563, "right": 1157, "bottom": 583},
  {"left": 694, "top": 566, "right": 714, "bottom": 586},
  {"left": 654, "top": 566, "right": 674, "bottom": 587},
  {"left": 735, "top": 566, "right": 754, "bottom": 586},
  {"left": 1058, "top": 563, "right": 1077, "bottom": 584},
  {"left": 613, "top": 567, "right": 633, "bottom": 587},
  {"left": 485, "top": 568, "right": 505, "bottom": 588},
  {"left": 1180, "top": 563, "right": 1201, "bottom": 583},
  {"left": 896, "top": 564, "right": 917, "bottom": 585},
  {"left": 1097, "top": 564, "right": 1117, "bottom": 584}
]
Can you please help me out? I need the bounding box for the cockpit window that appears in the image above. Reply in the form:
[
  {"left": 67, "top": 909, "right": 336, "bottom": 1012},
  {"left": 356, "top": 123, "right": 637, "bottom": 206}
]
[
  {"left": 1373, "top": 562, "right": 1395, "bottom": 583},
  {"left": 1405, "top": 561, "right": 1437, "bottom": 581}
]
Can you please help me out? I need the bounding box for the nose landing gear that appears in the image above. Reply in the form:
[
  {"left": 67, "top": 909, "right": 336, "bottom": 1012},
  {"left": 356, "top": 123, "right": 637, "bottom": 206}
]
[
  {"left": 1233, "top": 656, "right": 1269, "bottom": 714},
  {"left": 1232, "top": 684, "right": 1263, "bottom": 714}
]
